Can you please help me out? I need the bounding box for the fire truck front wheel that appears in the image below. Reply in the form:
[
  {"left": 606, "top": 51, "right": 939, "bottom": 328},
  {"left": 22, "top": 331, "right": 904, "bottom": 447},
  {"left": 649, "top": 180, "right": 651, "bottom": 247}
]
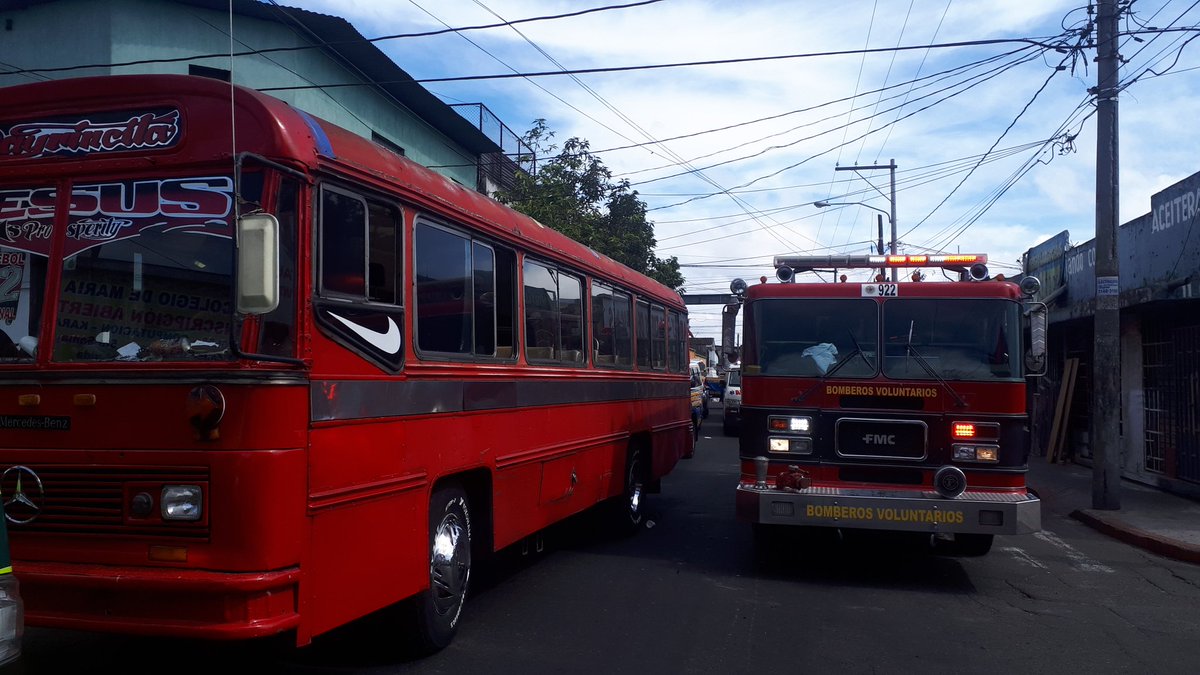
[{"left": 413, "top": 484, "right": 473, "bottom": 653}]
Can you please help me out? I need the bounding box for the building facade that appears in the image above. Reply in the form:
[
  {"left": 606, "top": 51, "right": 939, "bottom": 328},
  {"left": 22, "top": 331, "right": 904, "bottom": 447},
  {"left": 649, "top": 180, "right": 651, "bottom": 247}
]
[
  {"left": 1026, "top": 170, "right": 1200, "bottom": 499},
  {"left": 0, "top": 0, "right": 528, "bottom": 193}
]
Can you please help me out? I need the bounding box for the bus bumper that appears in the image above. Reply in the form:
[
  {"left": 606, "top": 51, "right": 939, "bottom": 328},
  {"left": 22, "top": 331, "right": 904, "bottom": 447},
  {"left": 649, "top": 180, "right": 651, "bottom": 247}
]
[
  {"left": 16, "top": 561, "right": 301, "bottom": 640},
  {"left": 736, "top": 484, "right": 1040, "bottom": 535}
]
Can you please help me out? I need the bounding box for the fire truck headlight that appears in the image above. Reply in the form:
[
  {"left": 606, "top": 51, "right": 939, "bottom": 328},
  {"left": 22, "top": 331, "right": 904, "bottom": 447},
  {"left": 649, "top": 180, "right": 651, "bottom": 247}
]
[
  {"left": 161, "top": 485, "right": 203, "bottom": 521},
  {"left": 769, "top": 437, "right": 812, "bottom": 454},
  {"left": 952, "top": 444, "right": 999, "bottom": 463},
  {"left": 769, "top": 416, "right": 811, "bottom": 433}
]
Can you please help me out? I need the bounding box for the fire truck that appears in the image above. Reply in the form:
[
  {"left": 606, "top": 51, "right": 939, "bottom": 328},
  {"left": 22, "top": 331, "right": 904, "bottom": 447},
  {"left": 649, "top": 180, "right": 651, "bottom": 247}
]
[{"left": 734, "top": 254, "right": 1046, "bottom": 556}]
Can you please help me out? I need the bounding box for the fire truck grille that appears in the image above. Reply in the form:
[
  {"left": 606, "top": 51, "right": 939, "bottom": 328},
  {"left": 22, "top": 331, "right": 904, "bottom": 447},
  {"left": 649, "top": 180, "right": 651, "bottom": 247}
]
[
  {"left": 835, "top": 418, "right": 927, "bottom": 460},
  {"left": 4, "top": 465, "right": 210, "bottom": 539}
]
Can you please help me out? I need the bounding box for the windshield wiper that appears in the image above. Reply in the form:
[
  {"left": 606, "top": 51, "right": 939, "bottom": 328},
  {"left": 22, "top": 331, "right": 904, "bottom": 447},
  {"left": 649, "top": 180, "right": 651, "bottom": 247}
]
[
  {"left": 792, "top": 330, "right": 874, "bottom": 403},
  {"left": 903, "top": 320, "right": 968, "bottom": 409}
]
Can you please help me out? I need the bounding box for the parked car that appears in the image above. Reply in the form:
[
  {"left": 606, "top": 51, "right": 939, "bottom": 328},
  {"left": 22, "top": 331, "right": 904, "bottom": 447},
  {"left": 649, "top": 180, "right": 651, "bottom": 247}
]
[
  {"left": 0, "top": 498, "right": 23, "bottom": 670},
  {"left": 723, "top": 367, "right": 742, "bottom": 436}
]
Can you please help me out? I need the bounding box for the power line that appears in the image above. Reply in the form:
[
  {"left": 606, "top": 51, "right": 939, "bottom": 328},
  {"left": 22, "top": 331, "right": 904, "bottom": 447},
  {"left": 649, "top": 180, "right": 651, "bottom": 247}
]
[
  {"left": 0, "top": 0, "right": 667, "bottom": 76},
  {"left": 616, "top": 43, "right": 1047, "bottom": 181},
  {"left": 249, "top": 35, "right": 1072, "bottom": 92},
  {"left": 642, "top": 44, "right": 1057, "bottom": 212}
]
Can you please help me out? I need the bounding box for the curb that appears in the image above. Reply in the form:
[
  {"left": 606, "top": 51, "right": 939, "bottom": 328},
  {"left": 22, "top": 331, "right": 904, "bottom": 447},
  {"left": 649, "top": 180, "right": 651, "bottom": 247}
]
[{"left": 1070, "top": 509, "right": 1200, "bottom": 565}]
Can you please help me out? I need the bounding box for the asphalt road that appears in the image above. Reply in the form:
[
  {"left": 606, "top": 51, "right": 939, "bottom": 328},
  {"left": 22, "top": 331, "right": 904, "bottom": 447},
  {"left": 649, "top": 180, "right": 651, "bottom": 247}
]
[{"left": 19, "top": 407, "right": 1200, "bottom": 674}]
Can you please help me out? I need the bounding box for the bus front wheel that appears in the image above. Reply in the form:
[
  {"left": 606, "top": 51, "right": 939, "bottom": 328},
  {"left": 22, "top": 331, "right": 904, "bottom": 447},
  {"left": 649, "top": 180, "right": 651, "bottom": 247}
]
[{"left": 413, "top": 485, "right": 472, "bottom": 653}]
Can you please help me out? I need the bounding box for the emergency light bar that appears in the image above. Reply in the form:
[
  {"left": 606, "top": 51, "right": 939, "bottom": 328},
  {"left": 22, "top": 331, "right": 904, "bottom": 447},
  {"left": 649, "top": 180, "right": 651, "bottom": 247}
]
[{"left": 773, "top": 254, "right": 987, "bottom": 270}]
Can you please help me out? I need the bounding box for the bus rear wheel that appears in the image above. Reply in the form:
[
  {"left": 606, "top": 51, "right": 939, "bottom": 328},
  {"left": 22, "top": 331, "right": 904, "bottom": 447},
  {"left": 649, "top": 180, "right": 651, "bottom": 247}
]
[{"left": 413, "top": 485, "right": 472, "bottom": 653}]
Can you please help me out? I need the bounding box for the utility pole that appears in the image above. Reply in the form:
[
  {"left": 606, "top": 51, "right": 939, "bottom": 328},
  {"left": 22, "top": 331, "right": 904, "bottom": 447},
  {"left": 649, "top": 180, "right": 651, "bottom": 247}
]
[
  {"left": 836, "top": 160, "right": 898, "bottom": 280},
  {"left": 1092, "top": 0, "right": 1121, "bottom": 510}
]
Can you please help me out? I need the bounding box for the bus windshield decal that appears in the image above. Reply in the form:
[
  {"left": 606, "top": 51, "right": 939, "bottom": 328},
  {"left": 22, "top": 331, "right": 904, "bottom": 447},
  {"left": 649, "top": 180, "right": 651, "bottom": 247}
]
[
  {"left": 0, "top": 109, "right": 181, "bottom": 161},
  {"left": 0, "top": 177, "right": 233, "bottom": 258}
]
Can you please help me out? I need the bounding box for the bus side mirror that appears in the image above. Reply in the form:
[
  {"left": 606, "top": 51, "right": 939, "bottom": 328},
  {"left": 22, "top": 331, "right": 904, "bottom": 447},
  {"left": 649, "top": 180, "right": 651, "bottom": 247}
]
[
  {"left": 237, "top": 213, "right": 280, "bottom": 315},
  {"left": 1025, "top": 303, "right": 1047, "bottom": 375}
]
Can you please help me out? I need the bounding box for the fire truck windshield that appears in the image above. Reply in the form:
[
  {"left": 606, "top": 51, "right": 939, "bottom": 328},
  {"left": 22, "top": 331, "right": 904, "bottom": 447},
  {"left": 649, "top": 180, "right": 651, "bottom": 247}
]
[
  {"left": 753, "top": 298, "right": 878, "bottom": 378},
  {"left": 883, "top": 298, "right": 1022, "bottom": 381},
  {"left": 750, "top": 296, "right": 1024, "bottom": 382}
]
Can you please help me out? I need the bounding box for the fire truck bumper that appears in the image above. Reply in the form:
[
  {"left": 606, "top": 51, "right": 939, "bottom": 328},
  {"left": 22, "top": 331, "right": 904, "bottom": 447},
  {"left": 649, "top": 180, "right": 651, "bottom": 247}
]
[
  {"left": 736, "top": 484, "right": 1040, "bottom": 535},
  {"left": 16, "top": 560, "right": 301, "bottom": 639}
]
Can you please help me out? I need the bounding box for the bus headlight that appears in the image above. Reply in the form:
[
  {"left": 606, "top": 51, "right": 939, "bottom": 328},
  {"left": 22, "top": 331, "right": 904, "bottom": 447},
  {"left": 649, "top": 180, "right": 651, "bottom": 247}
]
[{"left": 161, "top": 485, "right": 203, "bottom": 521}]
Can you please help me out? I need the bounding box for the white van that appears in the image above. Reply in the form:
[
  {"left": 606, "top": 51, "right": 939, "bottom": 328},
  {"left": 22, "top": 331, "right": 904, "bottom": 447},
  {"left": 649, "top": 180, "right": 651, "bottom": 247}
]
[{"left": 722, "top": 366, "right": 742, "bottom": 436}]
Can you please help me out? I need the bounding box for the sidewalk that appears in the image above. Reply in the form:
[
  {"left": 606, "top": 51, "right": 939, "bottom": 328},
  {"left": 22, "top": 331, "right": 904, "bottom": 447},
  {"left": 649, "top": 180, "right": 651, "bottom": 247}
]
[{"left": 1027, "top": 457, "right": 1200, "bottom": 564}]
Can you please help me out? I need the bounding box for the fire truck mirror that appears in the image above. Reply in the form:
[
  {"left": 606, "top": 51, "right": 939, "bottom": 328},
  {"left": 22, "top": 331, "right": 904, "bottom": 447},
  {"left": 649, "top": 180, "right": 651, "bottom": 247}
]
[
  {"left": 1025, "top": 303, "right": 1047, "bottom": 376},
  {"left": 237, "top": 213, "right": 281, "bottom": 315}
]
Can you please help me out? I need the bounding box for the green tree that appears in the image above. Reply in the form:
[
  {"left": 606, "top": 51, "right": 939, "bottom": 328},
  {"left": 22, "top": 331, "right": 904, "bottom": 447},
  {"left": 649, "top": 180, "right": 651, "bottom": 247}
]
[{"left": 498, "top": 120, "right": 684, "bottom": 291}]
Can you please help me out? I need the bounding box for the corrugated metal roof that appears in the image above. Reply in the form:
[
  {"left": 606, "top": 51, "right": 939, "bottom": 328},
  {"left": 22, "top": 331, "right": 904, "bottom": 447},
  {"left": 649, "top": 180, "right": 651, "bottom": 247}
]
[{"left": 2, "top": 0, "right": 502, "bottom": 155}]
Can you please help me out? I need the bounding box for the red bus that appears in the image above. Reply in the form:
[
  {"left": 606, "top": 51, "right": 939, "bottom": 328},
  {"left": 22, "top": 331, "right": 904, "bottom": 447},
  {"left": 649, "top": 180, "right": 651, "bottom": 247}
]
[
  {"left": 0, "top": 74, "right": 693, "bottom": 650},
  {"left": 735, "top": 255, "right": 1046, "bottom": 556}
]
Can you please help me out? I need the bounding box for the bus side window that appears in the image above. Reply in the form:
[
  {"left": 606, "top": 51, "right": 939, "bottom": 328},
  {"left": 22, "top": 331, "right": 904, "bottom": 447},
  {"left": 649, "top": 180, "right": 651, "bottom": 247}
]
[
  {"left": 651, "top": 304, "right": 667, "bottom": 370},
  {"left": 492, "top": 245, "right": 516, "bottom": 359},
  {"left": 523, "top": 260, "right": 558, "bottom": 361},
  {"left": 368, "top": 202, "right": 401, "bottom": 305},
  {"left": 558, "top": 272, "right": 584, "bottom": 363},
  {"left": 635, "top": 299, "right": 651, "bottom": 369},
  {"left": 320, "top": 188, "right": 367, "bottom": 297},
  {"left": 415, "top": 223, "right": 471, "bottom": 354}
]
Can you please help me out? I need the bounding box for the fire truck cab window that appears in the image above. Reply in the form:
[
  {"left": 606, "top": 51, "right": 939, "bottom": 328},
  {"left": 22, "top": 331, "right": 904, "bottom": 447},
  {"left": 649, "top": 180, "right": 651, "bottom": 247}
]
[
  {"left": 883, "top": 298, "right": 1022, "bottom": 381},
  {"left": 753, "top": 298, "right": 877, "bottom": 378}
]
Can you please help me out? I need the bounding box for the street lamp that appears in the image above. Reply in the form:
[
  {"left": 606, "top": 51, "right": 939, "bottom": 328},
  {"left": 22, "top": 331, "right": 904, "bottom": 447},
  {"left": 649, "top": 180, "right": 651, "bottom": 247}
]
[{"left": 814, "top": 200, "right": 895, "bottom": 280}]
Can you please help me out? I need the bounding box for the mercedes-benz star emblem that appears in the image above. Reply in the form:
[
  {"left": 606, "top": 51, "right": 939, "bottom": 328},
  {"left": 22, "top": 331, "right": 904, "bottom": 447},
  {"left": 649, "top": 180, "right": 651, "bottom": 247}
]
[{"left": 2, "top": 465, "right": 45, "bottom": 524}]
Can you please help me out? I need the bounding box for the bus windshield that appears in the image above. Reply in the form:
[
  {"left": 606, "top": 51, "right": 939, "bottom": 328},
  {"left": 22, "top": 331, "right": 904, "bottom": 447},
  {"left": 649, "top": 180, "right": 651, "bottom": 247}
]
[
  {"left": 1, "top": 175, "right": 244, "bottom": 363},
  {"left": 752, "top": 298, "right": 878, "bottom": 378},
  {"left": 882, "top": 298, "right": 1022, "bottom": 381}
]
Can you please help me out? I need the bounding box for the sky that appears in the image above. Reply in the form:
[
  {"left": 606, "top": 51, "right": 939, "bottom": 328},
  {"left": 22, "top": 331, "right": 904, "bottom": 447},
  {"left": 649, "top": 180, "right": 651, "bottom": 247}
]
[{"left": 282, "top": 0, "right": 1200, "bottom": 344}]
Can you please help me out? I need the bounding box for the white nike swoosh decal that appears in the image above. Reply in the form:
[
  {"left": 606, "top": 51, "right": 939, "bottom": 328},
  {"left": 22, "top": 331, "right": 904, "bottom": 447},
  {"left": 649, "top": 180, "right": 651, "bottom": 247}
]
[{"left": 328, "top": 312, "right": 402, "bottom": 354}]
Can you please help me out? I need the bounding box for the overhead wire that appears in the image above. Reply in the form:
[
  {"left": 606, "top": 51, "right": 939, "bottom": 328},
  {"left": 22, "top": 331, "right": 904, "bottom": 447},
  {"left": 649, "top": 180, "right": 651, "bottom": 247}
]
[
  {"left": 0, "top": 0, "right": 668, "bottom": 77},
  {"left": 913, "top": 6, "right": 1200, "bottom": 253},
  {"left": 404, "top": 0, "right": 649, "bottom": 150},
  {"left": 872, "top": 0, "right": 954, "bottom": 161},
  {"left": 652, "top": 138, "right": 1051, "bottom": 251},
  {"left": 463, "top": 0, "right": 809, "bottom": 253},
  {"left": 619, "top": 43, "right": 1046, "bottom": 182},
  {"left": 900, "top": 33, "right": 1086, "bottom": 244},
  {"left": 641, "top": 42, "right": 1060, "bottom": 213}
]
